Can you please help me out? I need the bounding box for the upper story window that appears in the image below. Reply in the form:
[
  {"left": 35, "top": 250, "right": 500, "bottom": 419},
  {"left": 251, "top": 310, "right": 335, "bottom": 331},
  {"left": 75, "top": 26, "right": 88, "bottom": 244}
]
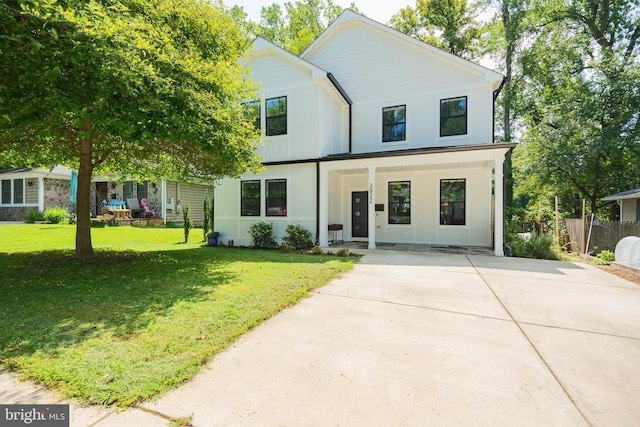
[
  {"left": 440, "top": 178, "right": 466, "bottom": 225},
  {"left": 1, "top": 179, "right": 24, "bottom": 205},
  {"left": 244, "top": 100, "right": 261, "bottom": 130},
  {"left": 382, "top": 105, "right": 406, "bottom": 142},
  {"left": 241, "top": 180, "right": 261, "bottom": 216},
  {"left": 440, "top": 96, "right": 467, "bottom": 137},
  {"left": 266, "top": 179, "right": 286, "bottom": 216},
  {"left": 388, "top": 181, "right": 411, "bottom": 224},
  {"left": 266, "top": 96, "right": 287, "bottom": 136}
]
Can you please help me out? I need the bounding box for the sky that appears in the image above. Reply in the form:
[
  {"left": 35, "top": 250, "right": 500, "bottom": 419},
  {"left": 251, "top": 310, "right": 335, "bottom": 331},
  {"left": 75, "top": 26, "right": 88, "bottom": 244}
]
[{"left": 227, "top": 0, "right": 414, "bottom": 25}]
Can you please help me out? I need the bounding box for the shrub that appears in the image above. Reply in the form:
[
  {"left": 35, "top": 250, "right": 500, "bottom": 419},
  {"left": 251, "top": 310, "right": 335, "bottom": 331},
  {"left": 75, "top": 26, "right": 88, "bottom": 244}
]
[
  {"left": 506, "top": 231, "right": 558, "bottom": 260},
  {"left": 311, "top": 246, "right": 323, "bottom": 255},
  {"left": 336, "top": 248, "right": 349, "bottom": 257},
  {"left": 25, "top": 210, "right": 44, "bottom": 223},
  {"left": 280, "top": 243, "right": 295, "bottom": 253},
  {"left": 182, "top": 203, "right": 192, "bottom": 243},
  {"left": 282, "top": 224, "right": 313, "bottom": 250},
  {"left": 43, "top": 207, "right": 69, "bottom": 224},
  {"left": 596, "top": 250, "right": 615, "bottom": 264},
  {"left": 249, "top": 221, "right": 277, "bottom": 248}
]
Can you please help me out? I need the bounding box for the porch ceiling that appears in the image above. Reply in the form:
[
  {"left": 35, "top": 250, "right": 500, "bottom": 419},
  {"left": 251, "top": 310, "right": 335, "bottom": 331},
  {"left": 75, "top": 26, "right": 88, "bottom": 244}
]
[{"left": 330, "top": 159, "right": 495, "bottom": 176}]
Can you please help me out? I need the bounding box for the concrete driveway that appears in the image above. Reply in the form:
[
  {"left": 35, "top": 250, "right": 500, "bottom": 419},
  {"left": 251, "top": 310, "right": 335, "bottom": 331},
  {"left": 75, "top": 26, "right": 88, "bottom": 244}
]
[{"left": 3, "top": 251, "right": 640, "bottom": 426}]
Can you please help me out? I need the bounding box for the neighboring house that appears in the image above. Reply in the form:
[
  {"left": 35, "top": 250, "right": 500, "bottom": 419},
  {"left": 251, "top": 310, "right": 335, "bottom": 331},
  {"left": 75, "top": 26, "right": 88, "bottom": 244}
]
[
  {"left": 0, "top": 166, "right": 213, "bottom": 224},
  {"left": 602, "top": 188, "right": 640, "bottom": 222},
  {"left": 214, "top": 10, "right": 515, "bottom": 255}
]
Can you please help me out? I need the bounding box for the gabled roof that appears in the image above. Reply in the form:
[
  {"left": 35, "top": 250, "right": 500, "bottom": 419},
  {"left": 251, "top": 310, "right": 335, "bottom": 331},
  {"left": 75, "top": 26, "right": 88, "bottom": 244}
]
[
  {"left": 246, "top": 36, "right": 329, "bottom": 81},
  {"left": 602, "top": 188, "right": 640, "bottom": 201},
  {"left": 301, "top": 9, "right": 503, "bottom": 87}
]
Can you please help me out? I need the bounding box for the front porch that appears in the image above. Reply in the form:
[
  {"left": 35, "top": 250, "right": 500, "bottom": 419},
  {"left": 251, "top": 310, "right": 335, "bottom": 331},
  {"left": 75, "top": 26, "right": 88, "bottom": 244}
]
[{"left": 327, "top": 240, "right": 494, "bottom": 255}]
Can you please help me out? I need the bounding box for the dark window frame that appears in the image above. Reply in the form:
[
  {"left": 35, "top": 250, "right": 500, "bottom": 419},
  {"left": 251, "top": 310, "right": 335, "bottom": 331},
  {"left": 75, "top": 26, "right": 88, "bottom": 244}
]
[
  {"left": 241, "top": 180, "right": 261, "bottom": 217},
  {"left": 440, "top": 178, "right": 466, "bottom": 225},
  {"left": 265, "top": 179, "right": 287, "bottom": 217},
  {"left": 382, "top": 105, "right": 406, "bottom": 142},
  {"left": 265, "top": 96, "right": 287, "bottom": 136},
  {"left": 388, "top": 181, "right": 411, "bottom": 224},
  {"left": 440, "top": 96, "right": 467, "bottom": 137}
]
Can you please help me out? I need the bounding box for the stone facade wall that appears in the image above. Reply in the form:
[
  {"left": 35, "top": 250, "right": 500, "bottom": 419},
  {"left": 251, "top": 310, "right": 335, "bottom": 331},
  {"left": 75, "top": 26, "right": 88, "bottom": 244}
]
[
  {"left": 0, "top": 206, "right": 31, "bottom": 221},
  {"left": 45, "top": 178, "right": 75, "bottom": 214}
]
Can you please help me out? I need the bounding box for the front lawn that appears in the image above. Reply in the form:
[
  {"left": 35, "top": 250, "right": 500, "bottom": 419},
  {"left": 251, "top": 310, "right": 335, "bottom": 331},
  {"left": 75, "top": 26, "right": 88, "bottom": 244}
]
[{"left": 0, "top": 224, "right": 357, "bottom": 407}]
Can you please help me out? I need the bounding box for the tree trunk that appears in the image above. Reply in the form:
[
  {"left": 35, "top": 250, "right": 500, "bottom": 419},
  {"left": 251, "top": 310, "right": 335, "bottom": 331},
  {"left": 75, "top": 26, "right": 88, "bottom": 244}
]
[{"left": 75, "top": 120, "right": 94, "bottom": 262}]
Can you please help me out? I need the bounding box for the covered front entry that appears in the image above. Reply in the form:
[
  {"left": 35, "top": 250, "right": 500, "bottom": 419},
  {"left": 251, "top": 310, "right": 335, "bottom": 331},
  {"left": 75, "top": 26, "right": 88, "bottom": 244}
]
[
  {"left": 352, "top": 191, "right": 368, "bottom": 238},
  {"left": 317, "top": 144, "right": 514, "bottom": 256}
]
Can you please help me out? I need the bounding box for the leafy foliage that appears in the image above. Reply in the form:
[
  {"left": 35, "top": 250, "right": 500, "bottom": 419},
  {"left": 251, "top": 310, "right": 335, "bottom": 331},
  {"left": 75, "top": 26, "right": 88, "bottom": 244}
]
[
  {"left": 43, "top": 207, "right": 69, "bottom": 224},
  {"left": 182, "top": 203, "right": 192, "bottom": 243},
  {"left": 282, "top": 224, "right": 313, "bottom": 249},
  {"left": 0, "top": 0, "right": 262, "bottom": 260},
  {"left": 25, "top": 210, "right": 44, "bottom": 224},
  {"left": 249, "top": 221, "right": 278, "bottom": 248},
  {"left": 506, "top": 230, "right": 558, "bottom": 260}
]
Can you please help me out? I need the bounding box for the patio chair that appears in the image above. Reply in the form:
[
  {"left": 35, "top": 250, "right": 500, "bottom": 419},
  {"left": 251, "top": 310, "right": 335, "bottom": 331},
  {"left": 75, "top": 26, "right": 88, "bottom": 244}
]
[
  {"left": 126, "top": 198, "right": 143, "bottom": 218},
  {"left": 140, "top": 198, "right": 157, "bottom": 218}
]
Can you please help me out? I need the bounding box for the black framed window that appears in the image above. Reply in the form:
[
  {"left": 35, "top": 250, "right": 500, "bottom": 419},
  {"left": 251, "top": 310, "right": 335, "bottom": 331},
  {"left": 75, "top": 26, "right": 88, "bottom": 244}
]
[
  {"left": 266, "top": 179, "right": 286, "bottom": 216},
  {"left": 244, "top": 100, "right": 261, "bottom": 130},
  {"left": 382, "top": 105, "right": 406, "bottom": 142},
  {"left": 266, "top": 96, "right": 287, "bottom": 136},
  {"left": 440, "top": 179, "right": 466, "bottom": 225},
  {"left": 388, "top": 181, "right": 411, "bottom": 224},
  {"left": 440, "top": 96, "right": 467, "bottom": 137},
  {"left": 241, "top": 180, "right": 261, "bottom": 216}
]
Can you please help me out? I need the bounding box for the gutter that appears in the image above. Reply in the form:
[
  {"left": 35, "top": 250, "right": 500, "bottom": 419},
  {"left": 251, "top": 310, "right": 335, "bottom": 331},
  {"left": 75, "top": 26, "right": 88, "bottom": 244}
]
[
  {"left": 327, "top": 73, "right": 353, "bottom": 153},
  {"left": 492, "top": 77, "right": 507, "bottom": 144}
]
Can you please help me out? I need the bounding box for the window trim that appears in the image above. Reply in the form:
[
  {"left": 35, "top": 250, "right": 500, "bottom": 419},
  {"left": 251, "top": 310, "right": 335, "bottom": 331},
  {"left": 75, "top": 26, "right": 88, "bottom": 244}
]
[
  {"left": 1, "top": 178, "right": 26, "bottom": 205},
  {"left": 265, "top": 179, "right": 287, "bottom": 217},
  {"left": 382, "top": 105, "right": 407, "bottom": 143},
  {"left": 440, "top": 178, "right": 466, "bottom": 226},
  {"left": 388, "top": 181, "right": 411, "bottom": 225},
  {"left": 265, "top": 96, "right": 287, "bottom": 137},
  {"left": 440, "top": 96, "right": 468, "bottom": 138},
  {"left": 241, "top": 180, "right": 261, "bottom": 217}
]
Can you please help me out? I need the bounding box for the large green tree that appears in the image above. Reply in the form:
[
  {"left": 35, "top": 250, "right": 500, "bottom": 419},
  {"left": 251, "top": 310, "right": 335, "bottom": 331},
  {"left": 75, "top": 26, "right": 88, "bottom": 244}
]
[
  {"left": 389, "top": 0, "right": 484, "bottom": 59},
  {"left": 0, "top": 0, "right": 262, "bottom": 261},
  {"left": 516, "top": 0, "right": 640, "bottom": 216}
]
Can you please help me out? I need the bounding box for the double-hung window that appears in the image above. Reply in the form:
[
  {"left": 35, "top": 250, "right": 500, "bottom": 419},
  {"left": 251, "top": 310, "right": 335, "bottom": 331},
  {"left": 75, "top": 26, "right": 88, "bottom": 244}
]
[
  {"left": 1, "top": 179, "right": 24, "bottom": 205},
  {"left": 266, "top": 179, "right": 286, "bottom": 216},
  {"left": 241, "top": 180, "right": 261, "bottom": 216},
  {"left": 123, "top": 181, "right": 135, "bottom": 201},
  {"left": 440, "top": 96, "right": 467, "bottom": 137},
  {"left": 382, "top": 105, "right": 406, "bottom": 142},
  {"left": 388, "top": 181, "right": 411, "bottom": 224},
  {"left": 137, "top": 181, "right": 149, "bottom": 201},
  {"left": 245, "top": 100, "right": 261, "bottom": 130},
  {"left": 440, "top": 179, "right": 466, "bottom": 225},
  {"left": 266, "top": 96, "right": 287, "bottom": 136}
]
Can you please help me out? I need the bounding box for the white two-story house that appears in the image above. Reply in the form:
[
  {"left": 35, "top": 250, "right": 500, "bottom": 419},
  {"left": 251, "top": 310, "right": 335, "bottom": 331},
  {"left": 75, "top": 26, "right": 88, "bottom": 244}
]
[{"left": 214, "top": 10, "right": 515, "bottom": 255}]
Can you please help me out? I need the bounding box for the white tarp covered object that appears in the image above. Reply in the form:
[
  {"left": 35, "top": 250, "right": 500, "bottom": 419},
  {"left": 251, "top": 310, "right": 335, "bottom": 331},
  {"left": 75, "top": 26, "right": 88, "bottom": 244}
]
[{"left": 615, "top": 236, "right": 640, "bottom": 268}]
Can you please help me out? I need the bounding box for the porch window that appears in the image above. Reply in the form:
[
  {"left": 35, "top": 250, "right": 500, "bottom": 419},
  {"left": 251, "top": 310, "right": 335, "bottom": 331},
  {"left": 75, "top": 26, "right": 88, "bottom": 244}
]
[
  {"left": 388, "top": 181, "right": 411, "bottom": 224},
  {"left": 382, "top": 105, "right": 406, "bottom": 142},
  {"left": 123, "top": 181, "right": 134, "bottom": 201},
  {"left": 1, "top": 179, "right": 24, "bottom": 205},
  {"left": 266, "top": 96, "right": 287, "bottom": 136},
  {"left": 241, "top": 180, "right": 261, "bottom": 216},
  {"left": 440, "top": 179, "right": 466, "bottom": 225},
  {"left": 137, "top": 181, "right": 149, "bottom": 201},
  {"left": 440, "top": 96, "right": 467, "bottom": 137},
  {"left": 266, "top": 179, "right": 286, "bottom": 216},
  {"left": 244, "top": 100, "right": 261, "bottom": 130}
]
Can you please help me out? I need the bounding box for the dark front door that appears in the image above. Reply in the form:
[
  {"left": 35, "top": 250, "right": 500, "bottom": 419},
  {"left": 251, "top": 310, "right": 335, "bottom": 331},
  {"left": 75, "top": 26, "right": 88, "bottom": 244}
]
[{"left": 352, "top": 191, "right": 368, "bottom": 238}]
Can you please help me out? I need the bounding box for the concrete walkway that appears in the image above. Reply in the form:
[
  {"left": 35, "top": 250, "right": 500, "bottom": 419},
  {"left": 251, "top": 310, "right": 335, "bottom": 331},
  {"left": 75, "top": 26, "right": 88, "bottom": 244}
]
[{"left": 2, "top": 251, "right": 639, "bottom": 426}]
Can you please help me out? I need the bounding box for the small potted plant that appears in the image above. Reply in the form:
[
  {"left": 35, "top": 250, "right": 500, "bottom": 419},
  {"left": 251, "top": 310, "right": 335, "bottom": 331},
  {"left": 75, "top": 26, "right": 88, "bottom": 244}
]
[{"left": 207, "top": 231, "right": 220, "bottom": 246}]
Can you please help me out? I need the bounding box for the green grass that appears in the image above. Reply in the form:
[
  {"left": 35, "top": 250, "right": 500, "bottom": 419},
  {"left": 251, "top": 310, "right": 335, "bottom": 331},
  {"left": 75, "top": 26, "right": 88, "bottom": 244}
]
[{"left": 0, "top": 224, "right": 356, "bottom": 407}]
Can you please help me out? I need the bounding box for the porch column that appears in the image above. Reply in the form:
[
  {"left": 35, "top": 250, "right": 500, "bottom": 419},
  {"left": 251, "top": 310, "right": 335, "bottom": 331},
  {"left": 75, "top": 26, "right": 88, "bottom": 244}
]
[
  {"left": 368, "top": 166, "right": 376, "bottom": 250},
  {"left": 38, "top": 177, "right": 44, "bottom": 212},
  {"left": 494, "top": 160, "right": 505, "bottom": 256},
  {"left": 319, "top": 164, "right": 329, "bottom": 247}
]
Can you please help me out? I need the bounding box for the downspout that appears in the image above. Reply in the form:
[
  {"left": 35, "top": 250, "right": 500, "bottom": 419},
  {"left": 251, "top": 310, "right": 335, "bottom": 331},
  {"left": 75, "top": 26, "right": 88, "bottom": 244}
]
[
  {"left": 315, "top": 161, "right": 320, "bottom": 245},
  {"left": 327, "top": 73, "right": 353, "bottom": 153},
  {"left": 492, "top": 77, "right": 506, "bottom": 144}
]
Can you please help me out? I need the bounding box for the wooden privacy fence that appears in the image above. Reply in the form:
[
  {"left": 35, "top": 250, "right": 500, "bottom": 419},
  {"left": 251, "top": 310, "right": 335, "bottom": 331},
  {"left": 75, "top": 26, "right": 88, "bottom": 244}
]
[{"left": 565, "top": 218, "right": 640, "bottom": 254}]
